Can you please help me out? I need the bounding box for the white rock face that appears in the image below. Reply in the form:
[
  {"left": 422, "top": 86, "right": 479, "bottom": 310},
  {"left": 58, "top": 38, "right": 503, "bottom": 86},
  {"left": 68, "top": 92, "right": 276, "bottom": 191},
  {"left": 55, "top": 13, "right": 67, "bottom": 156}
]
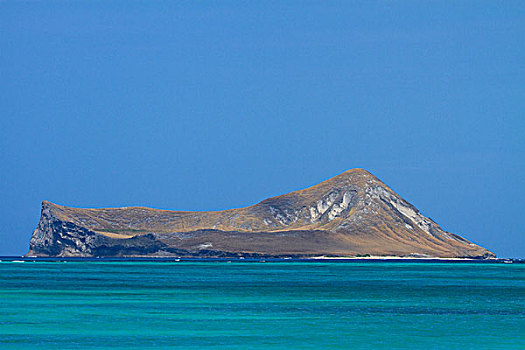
[
  {"left": 269, "top": 206, "right": 290, "bottom": 225},
  {"left": 309, "top": 207, "right": 319, "bottom": 222},
  {"left": 307, "top": 190, "right": 356, "bottom": 223},
  {"left": 391, "top": 199, "right": 432, "bottom": 234},
  {"left": 318, "top": 192, "right": 338, "bottom": 214},
  {"left": 370, "top": 186, "right": 450, "bottom": 239},
  {"left": 264, "top": 189, "right": 356, "bottom": 226},
  {"left": 328, "top": 191, "right": 352, "bottom": 221}
]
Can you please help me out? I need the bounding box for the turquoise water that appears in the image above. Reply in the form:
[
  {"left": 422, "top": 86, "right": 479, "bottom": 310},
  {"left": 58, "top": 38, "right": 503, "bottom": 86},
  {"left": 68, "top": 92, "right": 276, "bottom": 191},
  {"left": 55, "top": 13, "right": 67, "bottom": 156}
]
[{"left": 1, "top": 261, "right": 524, "bottom": 349}]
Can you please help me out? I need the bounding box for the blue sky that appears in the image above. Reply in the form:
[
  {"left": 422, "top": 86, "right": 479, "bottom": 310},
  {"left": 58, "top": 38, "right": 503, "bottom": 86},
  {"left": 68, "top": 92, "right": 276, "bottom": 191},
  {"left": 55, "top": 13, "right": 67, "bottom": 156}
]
[{"left": 1, "top": 1, "right": 524, "bottom": 257}]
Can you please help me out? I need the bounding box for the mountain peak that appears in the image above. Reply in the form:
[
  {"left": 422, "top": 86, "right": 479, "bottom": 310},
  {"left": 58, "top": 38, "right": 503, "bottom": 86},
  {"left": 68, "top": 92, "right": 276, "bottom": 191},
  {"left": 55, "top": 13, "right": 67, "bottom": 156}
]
[
  {"left": 322, "top": 167, "right": 375, "bottom": 182},
  {"left": 280, "top": 168, "right": 378, "bottom": 198}
]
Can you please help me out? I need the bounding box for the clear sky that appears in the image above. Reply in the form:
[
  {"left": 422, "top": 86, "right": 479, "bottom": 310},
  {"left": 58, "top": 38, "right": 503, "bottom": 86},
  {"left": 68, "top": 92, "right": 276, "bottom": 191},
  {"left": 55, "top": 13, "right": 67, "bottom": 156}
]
[{"left": 1, "top": 1, "right": 524, "bottom": 257}]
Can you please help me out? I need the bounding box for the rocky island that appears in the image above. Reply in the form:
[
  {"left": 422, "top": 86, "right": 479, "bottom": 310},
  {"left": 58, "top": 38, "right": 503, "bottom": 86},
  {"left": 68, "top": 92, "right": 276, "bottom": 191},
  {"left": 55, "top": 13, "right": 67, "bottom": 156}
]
[{"left": 26, "top": 169, "right": 495, "bottom": 259}]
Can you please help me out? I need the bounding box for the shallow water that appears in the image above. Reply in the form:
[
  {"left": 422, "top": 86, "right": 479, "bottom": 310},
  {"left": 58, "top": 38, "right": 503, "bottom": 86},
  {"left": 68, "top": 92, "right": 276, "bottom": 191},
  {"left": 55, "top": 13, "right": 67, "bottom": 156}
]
[{"left": 1, "top": 261, "right": 524, "bottom": 349}]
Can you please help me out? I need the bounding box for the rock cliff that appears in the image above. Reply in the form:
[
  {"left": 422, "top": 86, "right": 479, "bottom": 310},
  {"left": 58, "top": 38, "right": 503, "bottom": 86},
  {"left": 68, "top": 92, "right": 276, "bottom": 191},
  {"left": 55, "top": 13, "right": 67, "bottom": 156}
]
[{"left": 26, "top": 169, "right": 495, "bottom": 258}]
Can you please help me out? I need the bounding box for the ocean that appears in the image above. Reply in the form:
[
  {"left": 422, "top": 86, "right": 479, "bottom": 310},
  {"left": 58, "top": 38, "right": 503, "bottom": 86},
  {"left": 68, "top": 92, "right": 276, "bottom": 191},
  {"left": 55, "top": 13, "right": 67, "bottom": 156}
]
[{"left": 1, "top": 260, "right": 524, "bottom": 349}]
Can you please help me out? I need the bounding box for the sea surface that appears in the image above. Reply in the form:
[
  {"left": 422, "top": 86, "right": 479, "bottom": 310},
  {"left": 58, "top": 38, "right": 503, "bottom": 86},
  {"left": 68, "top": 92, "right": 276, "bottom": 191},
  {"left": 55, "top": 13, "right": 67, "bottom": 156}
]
[{"left": 0, "top": 260, "right": 524, "bottom": 349}]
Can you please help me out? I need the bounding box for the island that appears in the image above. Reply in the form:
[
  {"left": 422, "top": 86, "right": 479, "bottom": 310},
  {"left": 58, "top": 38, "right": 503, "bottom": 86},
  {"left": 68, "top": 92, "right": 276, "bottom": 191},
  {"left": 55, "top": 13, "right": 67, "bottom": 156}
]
[{"left": 26, "top": 169, "right": 495, "bottom": 259}]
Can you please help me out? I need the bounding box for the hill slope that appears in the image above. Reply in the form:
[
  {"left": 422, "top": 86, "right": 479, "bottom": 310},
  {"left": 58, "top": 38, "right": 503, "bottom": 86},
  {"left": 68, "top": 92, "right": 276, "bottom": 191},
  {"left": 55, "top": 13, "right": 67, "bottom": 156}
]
[{"left": 26, "top": 169, "right": 495, "bottom": 258}]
